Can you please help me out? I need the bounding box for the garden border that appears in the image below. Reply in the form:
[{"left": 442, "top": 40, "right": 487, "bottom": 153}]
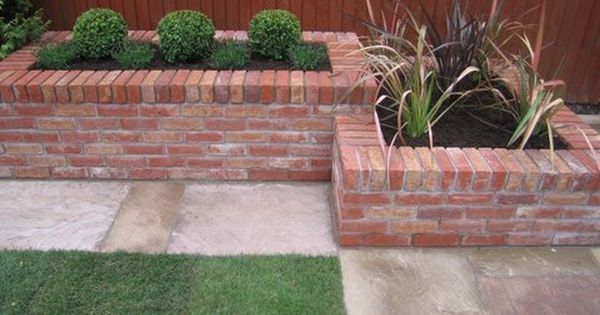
[
  {"left": 0, "top": 31, "right": 375, "bottom": 181},
  {"left": 332, "top": 111, "right": 600, "bottom": 247}
]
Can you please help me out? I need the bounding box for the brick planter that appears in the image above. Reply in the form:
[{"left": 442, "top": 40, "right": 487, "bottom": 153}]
[
  {"left": 0, "top": 31, "right": 373, "bottom": 180},
  {"left": 332, "top": 111, "right": 600, "bottom": 247}
]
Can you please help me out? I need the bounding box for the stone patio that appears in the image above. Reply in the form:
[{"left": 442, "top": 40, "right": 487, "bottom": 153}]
[{"left": 1, "top": 180, "right": 599, "bottom": 314}]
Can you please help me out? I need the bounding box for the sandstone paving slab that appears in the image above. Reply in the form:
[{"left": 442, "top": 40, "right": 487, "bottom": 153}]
[
  {"left": 167, "top": 182, "right": 337, "bottom": 256},
  {"left": 479, "top": 275, "right": 600, "bottom": 315},
  {"left": 100, "top": 182, "right": 184, "bottom": 253},
  {"left": 340, "top": 249, "right": 489, "bottom": 315},
  {"left": 468, "top": 247, "right": 600, "bottom": 277},
  {"left": 0, "top": 181, "right": 130, "bottom": 251}
]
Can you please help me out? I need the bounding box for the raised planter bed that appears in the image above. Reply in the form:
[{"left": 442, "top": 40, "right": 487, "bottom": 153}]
[
  {"left": 332, "top": 111, "right": 600, "bottom": 247},
  {"left": 0, "top": 31, "right": 374, "bottom": 180}
]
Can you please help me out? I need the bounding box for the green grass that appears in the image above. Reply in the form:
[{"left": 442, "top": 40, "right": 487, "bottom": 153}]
[{"left": 0, "top": 251, "right": 344, "bottom": 315}]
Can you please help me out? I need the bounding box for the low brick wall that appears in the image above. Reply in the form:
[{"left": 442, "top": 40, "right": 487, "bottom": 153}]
[
  {"left": 0, "top": 31, "right": 373, "bottom": 180},
  {"left": 332, "top": 112, "right": 600, "bottom": 247}
]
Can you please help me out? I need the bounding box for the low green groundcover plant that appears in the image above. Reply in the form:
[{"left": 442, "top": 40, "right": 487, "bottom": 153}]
[
  {"left": 289, "top": 43, "right": 328, "bottom": 70},
  {"left": 35, "top": 42, "right": 77, "bottom": 70},
  {"left": 0, "top": 250, "right": 344, "bottom": 315},
  {"left": 112, "top": 41, "right": 155, "bottom": 70},
  {"left": 211, "top": 41, "right": 249, "bottom": 70},
  {"left": 0, "top": 0, "right": 49, "bottom": 59}
]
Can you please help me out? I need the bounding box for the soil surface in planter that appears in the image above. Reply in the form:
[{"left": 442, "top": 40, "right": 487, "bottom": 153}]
[
  {"left": 33, "top": 43, "right": 332, "bottom": 71},
  {"left": 567, "top": 103, "right": 600, "bottom": 115},
  {"left": 377, "top": 102, "right": 568, "bottom": 150}
]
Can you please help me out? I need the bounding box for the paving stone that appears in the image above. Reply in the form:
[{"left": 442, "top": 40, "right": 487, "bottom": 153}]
[
  {"left": 167, "top": 183, "right": 337, "bottom": 256},
  {"left": 100, "top": 182, "right": 184, "bottom": 253},
  {"left": 468, "top": 247, "right": 600, "bottom": 277},
  {"left": 340, "top": 249, "right": 489, "bottom": 315},
  {"left": 479, "top": 275, "right": 600, "bottom": 315},
  {"left": 592, "top": 248, "right": 600, "bottom": 265},
  {"left": 0, "top": 181, "right": 129, "bottom": 251}
]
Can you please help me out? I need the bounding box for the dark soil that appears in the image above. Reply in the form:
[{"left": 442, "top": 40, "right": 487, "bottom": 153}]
[
  {"left": 566, "top": 103, "right": 600, "bottom": 115},
  {"left": 33, "top": 42, "right": 332, "bottom": 71},
  {"left": 377, "top": 88, "right": 568, "bottom": 150}
]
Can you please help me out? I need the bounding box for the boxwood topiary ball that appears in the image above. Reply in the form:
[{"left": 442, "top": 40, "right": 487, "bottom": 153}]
[
  {"left": 158, "top": 10, "right": 216, "bottom": 63},
  {"left": 72, "top": 8, "right": 128, "bottom": 59},
  {"left": 248, "top": 10, "right": 301, "bottom": 60}
]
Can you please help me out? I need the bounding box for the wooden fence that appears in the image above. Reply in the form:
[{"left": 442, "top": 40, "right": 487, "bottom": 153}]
[{"left": 32, "top": 0, "right": 599, "bottom": 103}]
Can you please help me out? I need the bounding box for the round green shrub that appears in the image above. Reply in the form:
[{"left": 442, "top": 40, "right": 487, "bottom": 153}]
[
  {"left": 158, "top": 10, "right": 215, "bottom": 63},
  {"left": 35, "top": 42, "right": 77, "bottom": 70},
  {"left": 72, "top": 8, "right": 128, "bottom": 59},
  {"left": 248, "top": 10, "right": 301, "bottom": 60},
  {"left": 210, "top": 41, "right": 249, "bottom": 70}
]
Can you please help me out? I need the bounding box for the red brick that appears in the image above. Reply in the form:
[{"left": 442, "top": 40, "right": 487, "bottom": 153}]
[
  {"left": 155, "top": 70, "right": 176, "bottom": 103},
  {"left": 446, "top": 148, "right": 473, "bottom": 191},
  {"left": 494, "top": 149, "right": 525, "bottom": 191},
  {"left": 466, "top": 206, "right": 516, "bottom": 219},
  {"left": 0, "top": 70, "right": 27, "bottom": 102},
  {"left": 208, "top": 169, "right": 248, "bottom": 180},
  {"left": 364, "top": 234, "right": 411, "bottom": 247},
  {"left": 318, "top": 71, "right": 334, "bottom": 104},
  {"left": 83, "top": 71, "right": 107, "bottom": 103},
  {"left": 129, "top": 168, "right": 166, "bottom": 180},
  {"left": 188, "top": 158, "right": 223, "bottom": 169},
  {"left": 496, "top": 193, "right": 540, "bottom": 205},
  {"left": 84, "top": 144, "right": 123, "bottom": 155},
  {"left": 225, "top": 104, "right": 264, "bottom": 117},
  {"left": 447, "top": 193, "right": 494, "bottom": 205},
  {"left": 462, "top": 234, "right": 508, "bottom": 246},
  {"left": 552, "top": 233, "right": 598, "bottom": 245},
  {"left": 268, "top": 105, "right": 309, "bottom": 118},
  {"left": 141, "top": 70, "right": 162, "bottom": 103},
  {"left": 259, "top": 70, "right": 275, "bottom": 104},
  {"left": 338, "top": 234, "right": 363, "bottom": 246},
  {"left": 227, "top": 132, "right": 265, "bottom": 143},
  {"left": 78, "top": 118, "right": 120, "bottom": 129},
  {"left": 183, "top": 70, "right": 203, "bottom": 102},
  {"left": 214, "top": 70, "right": 232, "bottom": 103},
  {"left": 54, "top": 71, "right": 81, "bottom": 103},
  {"left": 125, "top": 70, "right": 148, "bottom": 103},
  {"left": 229, "top": 70, "right": 245, "bottom": 103},
  {"left": 243, "top": 71, "right": 260, "bottom": 103},
  {"left": 533, "top": 220, "right": 579, "bottom": 232},
  {"left": 102, "top": 131, "right": 142, "bottom": 143},
  {"left": 399, "top": 147, "right": 422, "bottom": 191},
  {"left": 14, "top": 104, "right": 53, "bottom": 116},
  {"left": 206, "top": 118, "right": 246, "bottom": 130},
  {"left": 97, "top": 104, "right": 137, "bottom": 117},
  {"left": 54, "top": 103, "right": 94, "bottom": 116},
  {"left": 200, "top": 70, "right": 217, "bottom": 103},
  {"left": 439, "top": 220, "right": 486, "bottom": 233},
  {"left": 339, "top": 221, "right": 388, "bottom": 234},
  {"left": 513, "top": 150, "right": 542, "bottom": 192},
  {"left": 396, "top": 193, "right": 444, "bottom": 205},
  {"left": 38, "top": 118, "right": 76, "bottom": 130},
  {"left": 290, "top": 71, "right": 304, "bottom": 104},
  {"left": 340, "top": 207, "right": 365, "bottom": 220},
  {"left": 62, "top": 131, "right": 100, "bottom": 143},
  {"left": 89, "top": 167, "right": 128, "bottom": 179},
  {"left": 51, "top": 167, "right": 88, "bottom": 179},
  {"left": 167, "top": 144, "right": 205, "bottom": 155},
  {"left": 0, "top": 156, "right": 27, "bottom": 165},
  {"left": 304, "top": 71, "right": 319, "bottom": 104},
  {"left": 248, "top": 169, "right": 289, "bottom": 180},
  {"left": 5, "top": 143, "right": 43, "bottom": 154},
  {"left": 143, "top": 131, "right": 183, "bottom": 143},
  {"left": 69, "top": 155, "right": 104, "bottom": 167},
  {"left": 333, "top": 72, "right": 350, "bottom": 104},
  {"left": 413, "top": 233, "right": 460, "bottom": 247},
  {"left": 415, "top": 147, "right": 441, "bottom": 191},
  {"left": 289, "top": 170, "right": 330, "bottom": 181},
  {"left": 516, "top": 206, "right": 561, "bottom": 218},
  {"left": 0, "top": 118, "right": 35, "bottom": 129},
  {"left": 124, "top": 144, "right": 164, "bottom": 154},
  {"left": 111, "top": 70, "right": 135, "bottom": 104},
  {"left": 248, "top": 144, "right": 287, "bottom": 156},
  {"left": 275, "top": 71, "right": 290, "bottom": 104},
  {"left": 557, "top": 151, "right": 590, "bottom": 190},
  {"left": 526, "top": 150, "right": 558, "bottom": 190},
  {"left": 27, "top": 71, "right": 55, "bottom": 103},
  {"left": 120, "top": 119, "right": 159, "bottom": 130},
  {"left": 507, "top": 233, "right": 552, "bottom": 246},
  {"left": 463, "top": 148, "right": 492, "bottom": 191},
  {"left": 571, "top": 150, "right": 600, "bottom": 190},
  {"left": 418, "top": 207, "right": 464, "bottom": 219},
  {"left": 487, "top": 220, "right": 532, "bottom": 232},
  {"left": 170, "top": 70, "right": 189, "bottom": 103},
  {"left": 140, "top": 104, "right": 178, "bottom": 117},
  {"left": 147, "top": 156, "right": 185, "bottom": 167},
  {"left": 346, "top": 71, "right": 363, "bottom": 104},
  {"left": 67, "top": 70, "right": 94, "bottom": 103},
  {"left": 543, "top": 192, "right": 588, "bottom": 205},
  {"left": 12, "top": 70, "right": 41, "bottom": 102},
  {"left": 186, "top": 132, "right": 224, "bottom": 143},
  {"left": 479, "top": 148, "right": 507, "bottom": 190},
  {"left": 14, "top": 167, "right": 50, "bottom": 178},
  {"left": 0, "top": 131, "right": 21, "bottom": 141},
  {"left": 161, "top": 118, "right": 204, "bottom": 130},
  {"left": 392, "top": 221, "right": 438, "bottom": 233},
  {"left": 388, "top": 148, "right": 405, "bottom": 190},
  {"left": 45, "top": 144, "right": 81, "bottom": 154},
  {"left": 21, "top": 131, "right": 60, "bottom": 143}
]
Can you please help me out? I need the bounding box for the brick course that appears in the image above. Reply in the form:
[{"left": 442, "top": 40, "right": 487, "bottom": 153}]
[
  {"left": 0, "top": 31, "right": 372, "bottom": 181},
  {"left": 332, "top": 115, "right": 600, "bottom": 247}
]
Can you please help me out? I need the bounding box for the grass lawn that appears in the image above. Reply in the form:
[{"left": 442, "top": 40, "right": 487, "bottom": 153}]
[{"left": 0, "top": 250, "right": 344, "bottom": 315}]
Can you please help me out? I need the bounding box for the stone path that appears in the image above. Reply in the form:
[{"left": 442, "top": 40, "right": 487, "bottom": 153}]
[{"left": 1, "top": 180, "right": 599, "bottom": 315}]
